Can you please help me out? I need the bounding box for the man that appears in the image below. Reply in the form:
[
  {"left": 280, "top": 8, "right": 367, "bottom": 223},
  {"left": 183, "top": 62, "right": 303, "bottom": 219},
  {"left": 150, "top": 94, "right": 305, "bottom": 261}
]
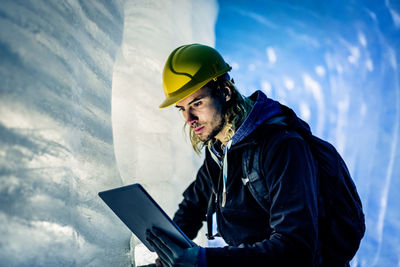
[{"left": 146, "top": 44, "right": 360, "bottom": 266}]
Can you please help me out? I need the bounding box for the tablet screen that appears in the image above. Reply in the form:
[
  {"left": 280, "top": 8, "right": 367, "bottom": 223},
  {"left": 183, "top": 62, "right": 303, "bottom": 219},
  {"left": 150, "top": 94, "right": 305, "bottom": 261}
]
[{"left": 98, "top": 183, "right": 193, "bottom": 252}]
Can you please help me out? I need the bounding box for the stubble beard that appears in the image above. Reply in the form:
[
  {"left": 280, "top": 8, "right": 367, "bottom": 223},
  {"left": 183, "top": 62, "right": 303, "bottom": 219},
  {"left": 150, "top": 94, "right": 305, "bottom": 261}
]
[{"left": 200, "top": 114, "right": 226, "bottom": 143}]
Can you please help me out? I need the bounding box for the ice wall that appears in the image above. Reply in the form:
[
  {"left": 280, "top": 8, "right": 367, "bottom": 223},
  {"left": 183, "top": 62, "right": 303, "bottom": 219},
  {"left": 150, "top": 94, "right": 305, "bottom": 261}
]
[
  {"left": 0, "top": 1, "right": 131, "bottom": 266},
  {"left": 111, "top": 0, "right": 217, "bottom": 264},
  {"left": 0, "top": 0, "right": 218, "bottom": 266}
]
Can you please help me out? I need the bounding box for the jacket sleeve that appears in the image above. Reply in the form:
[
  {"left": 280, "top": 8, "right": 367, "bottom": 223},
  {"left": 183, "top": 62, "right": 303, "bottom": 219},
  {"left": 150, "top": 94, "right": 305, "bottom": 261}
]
[
  {"left": 206, "top": 134, "right": 320, "bottom": 266},
  {"left": 172, "top": 162, "right": 213, "bottom": 240}
]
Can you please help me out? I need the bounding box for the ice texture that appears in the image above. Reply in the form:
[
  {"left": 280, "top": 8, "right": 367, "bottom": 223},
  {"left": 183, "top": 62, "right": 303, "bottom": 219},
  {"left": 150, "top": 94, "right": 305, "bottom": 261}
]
[
  {"left": 216, "top": 1, "right": 400, "bottom": 266},
  {"left": 0, "top": 0, "right": 216, "bottom": 266}
]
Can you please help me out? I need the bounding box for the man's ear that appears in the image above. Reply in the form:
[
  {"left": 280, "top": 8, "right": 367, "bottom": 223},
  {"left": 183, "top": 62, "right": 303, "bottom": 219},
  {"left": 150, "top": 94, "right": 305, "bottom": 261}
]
[{"left": 223, "top": 86, "right": 232, "bottom": 102}]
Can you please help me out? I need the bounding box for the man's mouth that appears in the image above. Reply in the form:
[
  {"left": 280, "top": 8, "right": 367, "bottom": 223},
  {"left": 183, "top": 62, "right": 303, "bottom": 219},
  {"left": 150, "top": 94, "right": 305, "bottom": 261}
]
[{"left": 194, "top": 126, "right": 205, "bottom": 134}]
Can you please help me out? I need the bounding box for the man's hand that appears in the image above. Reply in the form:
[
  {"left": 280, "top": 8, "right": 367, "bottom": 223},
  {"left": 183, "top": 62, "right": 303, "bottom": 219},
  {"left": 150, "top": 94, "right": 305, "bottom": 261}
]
[{"left": 146, "top": 227, "right": 200, "bottom": 267}]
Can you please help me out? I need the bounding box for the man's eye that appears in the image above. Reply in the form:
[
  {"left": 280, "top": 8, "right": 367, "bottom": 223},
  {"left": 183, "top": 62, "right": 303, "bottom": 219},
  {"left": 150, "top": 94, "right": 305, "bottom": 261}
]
[{"left": 193, "top": 101, "right": 202, "bottom": 107}]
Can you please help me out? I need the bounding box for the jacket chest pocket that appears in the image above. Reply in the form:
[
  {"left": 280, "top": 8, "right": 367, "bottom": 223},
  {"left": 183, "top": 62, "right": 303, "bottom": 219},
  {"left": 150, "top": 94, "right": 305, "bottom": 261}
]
[
  {"left": 244, "top": 176, "right": 271, "bottom": 214},
  {"left": 240, "top": 145, "right": 271, "bottom": 213},
  {"left": 222, "top": 178, "right": 270, "bottom": 217}
]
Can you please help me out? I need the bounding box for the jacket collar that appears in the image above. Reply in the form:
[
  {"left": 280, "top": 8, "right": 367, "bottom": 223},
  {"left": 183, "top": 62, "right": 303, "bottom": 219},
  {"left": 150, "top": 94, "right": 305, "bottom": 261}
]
[{"left": 231, "top": 90, "right": 283, "bottom": 146}]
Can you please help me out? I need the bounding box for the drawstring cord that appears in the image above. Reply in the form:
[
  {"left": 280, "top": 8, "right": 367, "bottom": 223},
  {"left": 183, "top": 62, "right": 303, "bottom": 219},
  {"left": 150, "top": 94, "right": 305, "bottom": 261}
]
[
  {"left": 221, "top": 139, "right": 232, "bottom": 207},
  {"left": 208, "top": 139, "right": 233, "bottom": 207},
  {"left": 206, "top": 139, "right": 232, "bottom": 240}
]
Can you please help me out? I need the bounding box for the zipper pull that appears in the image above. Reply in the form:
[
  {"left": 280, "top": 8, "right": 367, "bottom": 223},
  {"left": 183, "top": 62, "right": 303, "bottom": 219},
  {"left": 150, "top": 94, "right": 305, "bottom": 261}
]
[
  {"left": 222, "top": 192, "right": 226, "bottom": 207},
  {"left": 242, "top": 177, "right": 249, "bottom": 185}
]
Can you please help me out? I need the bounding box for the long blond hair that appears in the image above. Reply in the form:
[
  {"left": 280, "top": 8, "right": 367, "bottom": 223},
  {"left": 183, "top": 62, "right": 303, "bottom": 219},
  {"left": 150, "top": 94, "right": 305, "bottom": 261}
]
[{"left": 185, "top": 76, "right": 253, "bottom": 154}]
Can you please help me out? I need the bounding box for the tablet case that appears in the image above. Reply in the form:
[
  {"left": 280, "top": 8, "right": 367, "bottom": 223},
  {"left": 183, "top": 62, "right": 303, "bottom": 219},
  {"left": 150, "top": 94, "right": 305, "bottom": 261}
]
[{"left": 98, "top": 183, "right": 193, "bottom": 252}]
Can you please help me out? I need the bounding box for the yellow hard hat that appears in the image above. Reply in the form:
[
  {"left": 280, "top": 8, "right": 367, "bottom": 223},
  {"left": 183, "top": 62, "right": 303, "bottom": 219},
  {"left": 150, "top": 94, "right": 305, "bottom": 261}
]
[{"left": 159, "top": 43, "right": 232, "bottom": 108}]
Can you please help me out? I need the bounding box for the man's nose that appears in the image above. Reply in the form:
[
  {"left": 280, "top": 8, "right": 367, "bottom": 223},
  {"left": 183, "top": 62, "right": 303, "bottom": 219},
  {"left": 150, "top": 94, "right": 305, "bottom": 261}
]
[{"left": 184, "top": 109, "right": 198, "bottom": 126}]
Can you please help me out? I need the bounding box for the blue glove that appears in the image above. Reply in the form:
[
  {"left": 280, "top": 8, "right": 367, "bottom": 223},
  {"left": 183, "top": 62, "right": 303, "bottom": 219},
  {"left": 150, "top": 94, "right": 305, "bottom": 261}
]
[{"left": 146, "top": 227, "right": 201, "bottom": 267}]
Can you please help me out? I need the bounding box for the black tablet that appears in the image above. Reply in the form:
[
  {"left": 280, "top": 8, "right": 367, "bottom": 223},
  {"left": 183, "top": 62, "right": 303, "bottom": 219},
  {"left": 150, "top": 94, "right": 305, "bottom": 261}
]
[{"left": 98, "top": 183, "right": 193, "bottom": 252}]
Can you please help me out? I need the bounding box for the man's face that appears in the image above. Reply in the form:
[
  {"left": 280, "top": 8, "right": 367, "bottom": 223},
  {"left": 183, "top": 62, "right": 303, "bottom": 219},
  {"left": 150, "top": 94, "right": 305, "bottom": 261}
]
[{"left": 175, "top": 87, "right": 226, "bottom": 142}]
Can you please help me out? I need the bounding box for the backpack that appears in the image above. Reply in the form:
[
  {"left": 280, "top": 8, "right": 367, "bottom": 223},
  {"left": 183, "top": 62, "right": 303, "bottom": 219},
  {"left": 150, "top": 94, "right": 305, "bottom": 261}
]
[{"left": 241, "top": 109, "right": 366, "bottom": 264}]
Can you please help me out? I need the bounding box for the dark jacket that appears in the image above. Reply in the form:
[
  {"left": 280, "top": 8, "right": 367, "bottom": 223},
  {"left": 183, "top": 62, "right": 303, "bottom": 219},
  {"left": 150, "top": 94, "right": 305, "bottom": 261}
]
[{"left": 173, "top": 91, "right": 320, "bottom": 266}]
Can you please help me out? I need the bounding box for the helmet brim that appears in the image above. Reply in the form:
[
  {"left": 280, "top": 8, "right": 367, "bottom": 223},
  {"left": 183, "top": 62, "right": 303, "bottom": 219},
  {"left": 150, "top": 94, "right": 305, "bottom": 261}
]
[{"left": 159, "top": 77, "right": 213, "bottom": 108}]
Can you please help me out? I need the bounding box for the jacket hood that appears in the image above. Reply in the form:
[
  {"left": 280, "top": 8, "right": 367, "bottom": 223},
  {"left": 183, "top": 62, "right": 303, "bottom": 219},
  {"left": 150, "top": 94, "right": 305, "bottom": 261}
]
[{"left": 231, "top": 90, "right": 313, "bottom": 145}]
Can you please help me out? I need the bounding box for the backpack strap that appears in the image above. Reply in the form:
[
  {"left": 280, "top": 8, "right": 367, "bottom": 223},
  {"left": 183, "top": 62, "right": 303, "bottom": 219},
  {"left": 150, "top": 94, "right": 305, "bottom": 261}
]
[
  {"left": 242, "top": 146, "right": 270, "bottom": 213},
  {"left": 241, "top": 126, "right": 286, "bottom": 213},
  {"left": 241, "top": 126, "right": 299, "bottom": 215}
]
